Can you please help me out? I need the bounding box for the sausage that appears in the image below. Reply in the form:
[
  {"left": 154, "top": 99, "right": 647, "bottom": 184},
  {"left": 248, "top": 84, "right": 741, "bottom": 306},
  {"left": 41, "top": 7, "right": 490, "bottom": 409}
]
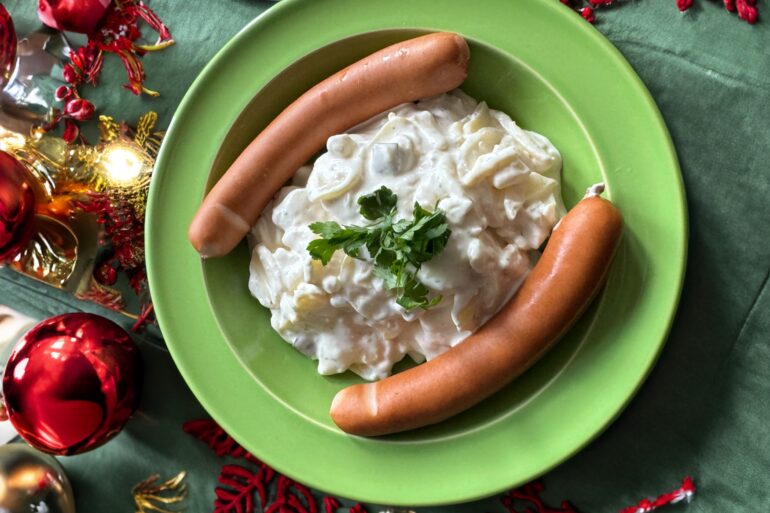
[
  {"left": 329, "top": 184, "right": 623, "bottom": 436},
  {"left": 189, "top": 32, "right": 471, "bottom": 258}
]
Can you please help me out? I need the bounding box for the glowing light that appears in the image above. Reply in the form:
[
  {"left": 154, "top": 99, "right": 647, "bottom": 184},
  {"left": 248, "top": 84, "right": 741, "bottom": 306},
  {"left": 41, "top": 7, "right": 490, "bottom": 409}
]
[
  {"left": 0, "top": 126, "right": 26, "bottom": 151},
  {"left": 100, "top": 143, "right": 146, "bottom": 185}
]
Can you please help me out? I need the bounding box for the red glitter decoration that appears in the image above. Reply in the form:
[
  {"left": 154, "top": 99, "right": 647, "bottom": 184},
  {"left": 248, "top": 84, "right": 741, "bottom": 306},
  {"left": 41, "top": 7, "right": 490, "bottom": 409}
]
[
  {"left": 77, "top": 192, "right": 153, "bottom": 320},
  {"left": 618, "top": 477, "right": 695, "bottom": 513},
  {"left": 2, "top": 312, "right": 142, "bottom": 455},
  {"left": 185, "top": 419, "right": 693, "bottom": 513},
  {"left": 501, "top": 481, "right": 579, "bottom": 513},
  {"left": 46, "top": 0, "right": 173, "bottom": 138},
  {"left": 95, "top": 259, "right": 118, "bottom": 285},
  {"left": 558, "top": 0, "right": 760, "bottom": 24},
  {"left": 0, "top": 150, "right": 36, "bottom": 263}
]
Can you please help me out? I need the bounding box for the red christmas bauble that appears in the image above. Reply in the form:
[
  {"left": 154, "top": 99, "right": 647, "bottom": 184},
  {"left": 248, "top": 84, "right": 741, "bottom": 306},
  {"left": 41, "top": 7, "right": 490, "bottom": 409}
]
[
  {"left": 2, "top": 313, "right": 142, "bottom": 455},
  {"left": 38, "top": 0, "right": 112, "bottom": 35},
  {"left": 0, "top": 4, "right": 16, "bottom": 88},
  {"left": 0, "top": 150, "right": 36, "bottom": 263}
]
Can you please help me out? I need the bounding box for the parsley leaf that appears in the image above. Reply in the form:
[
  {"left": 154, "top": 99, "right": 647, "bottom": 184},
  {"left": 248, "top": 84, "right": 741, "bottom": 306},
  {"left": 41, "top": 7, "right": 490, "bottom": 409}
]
[
  {"left": 357, "top": 186, "right": 398, "bottom": 220},
  {"left": 308, "top": 222, "right": 369, "bottom": 262},
  {"left": 307, "top": 187, "right": 451, "bottom": 310}
]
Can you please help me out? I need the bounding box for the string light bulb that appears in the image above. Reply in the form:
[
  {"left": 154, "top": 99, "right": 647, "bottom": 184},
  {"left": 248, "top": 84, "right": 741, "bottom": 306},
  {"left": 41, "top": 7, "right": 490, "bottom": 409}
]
[{"left": 94, "top": 140, "right": 152, "bottom": 189}]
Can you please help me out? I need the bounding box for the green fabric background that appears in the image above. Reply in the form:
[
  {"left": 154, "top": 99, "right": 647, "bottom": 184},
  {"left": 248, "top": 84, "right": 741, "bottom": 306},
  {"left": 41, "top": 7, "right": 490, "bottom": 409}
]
[{"left": 1, "top": 0, "right": 769, "bottom": 511}]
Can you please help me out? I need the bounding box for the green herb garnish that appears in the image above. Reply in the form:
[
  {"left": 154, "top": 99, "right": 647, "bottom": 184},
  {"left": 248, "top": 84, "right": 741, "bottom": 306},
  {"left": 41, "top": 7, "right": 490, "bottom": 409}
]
[{"left": 307, "top": 186, "right": 451, "bottom": 310}]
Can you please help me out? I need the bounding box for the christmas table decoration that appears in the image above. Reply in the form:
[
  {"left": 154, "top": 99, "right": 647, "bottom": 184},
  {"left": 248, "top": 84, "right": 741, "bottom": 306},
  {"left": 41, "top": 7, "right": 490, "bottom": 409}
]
[
  {"left": 184, "top": 419, "right": 695, "bottom": 513},
  {"left": 2, "top": 312, "right": 142, "bottom": 455},
  {"left": 0, "top": 111, "right": 162, "bottom": 323},
  {"left": 0, "top": 443, "right": 75, "bottom": 513},
  {"left": 559, "top": 0, "right": 759, "bottom": 24},
  {"left": 0, "top": 3, "right": 165, "bottom": 326},
  {"left": 3, "top": 1, "right": 755, "bottom": 511},
  {"left": 0, "top": 149, "right": 36, "bottom": 262},
  {"left": 133, "top": 471, "right": 187, "bottom": 513},
  {"left": 40, "top": 0, "right": 174, "bottom": 139},
  {"left": 0, "top": 5, "right": 15, "bottom": 87}
]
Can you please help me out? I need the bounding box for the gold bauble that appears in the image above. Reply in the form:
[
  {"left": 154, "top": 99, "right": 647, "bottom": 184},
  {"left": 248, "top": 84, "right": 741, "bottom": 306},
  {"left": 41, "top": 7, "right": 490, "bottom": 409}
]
[{"left": 0, "top": 444, "right": 75, "bottom": 513}]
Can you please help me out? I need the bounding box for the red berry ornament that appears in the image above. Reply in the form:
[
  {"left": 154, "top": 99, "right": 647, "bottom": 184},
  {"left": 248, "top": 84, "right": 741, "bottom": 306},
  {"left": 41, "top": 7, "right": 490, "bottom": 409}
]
[
  {"left": 38, "top": 0, "right": 112, "bottom": 35},
  {"left": 2, "top": 313, "right": 142, "bottom": 455},
  {"left": 64, "top": 98, "right": 95, "bottom": 121},
  {"left": 0, "top": 151, "right": 36, "bottom": 263}
]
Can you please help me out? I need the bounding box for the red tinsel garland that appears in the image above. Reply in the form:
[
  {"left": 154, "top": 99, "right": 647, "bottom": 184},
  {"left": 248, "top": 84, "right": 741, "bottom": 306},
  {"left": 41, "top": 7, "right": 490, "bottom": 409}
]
[
  {"left": 75, "top": 191, "right": 153, "bottom": 328},
  {"left": 183, "top": 419, "right": 696, "bottom": 513},
  {"left": 77, "top": 192, "right": 146, "bottom": 293}
]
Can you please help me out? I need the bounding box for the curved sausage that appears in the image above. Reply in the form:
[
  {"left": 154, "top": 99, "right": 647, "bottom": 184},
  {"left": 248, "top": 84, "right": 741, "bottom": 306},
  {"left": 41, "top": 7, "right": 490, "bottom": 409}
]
[
  {"left": 189, "top": 32, "right": 471, "bottom": 258},
  {"left": 330, "top": 185, "right": 623, "bottom": 436}
]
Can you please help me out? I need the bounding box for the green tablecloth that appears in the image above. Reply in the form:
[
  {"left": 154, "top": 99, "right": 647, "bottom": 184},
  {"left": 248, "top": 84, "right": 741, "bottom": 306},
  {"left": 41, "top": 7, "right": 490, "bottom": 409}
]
[{"left": 1, "top": 0, "right": 769, "bottom": 511}]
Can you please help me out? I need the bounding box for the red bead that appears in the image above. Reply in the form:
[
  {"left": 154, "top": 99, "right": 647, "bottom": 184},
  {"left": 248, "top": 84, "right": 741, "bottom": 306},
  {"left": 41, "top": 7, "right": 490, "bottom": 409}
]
[
  {"left": 2, "top": 313, "right": 142, "bottom": 455},
  {"left": 676, "top": 0, "right": 694, "bottom": 11},
  {"left": 0, "top": 150, "right": 36, "bottom": 262}
]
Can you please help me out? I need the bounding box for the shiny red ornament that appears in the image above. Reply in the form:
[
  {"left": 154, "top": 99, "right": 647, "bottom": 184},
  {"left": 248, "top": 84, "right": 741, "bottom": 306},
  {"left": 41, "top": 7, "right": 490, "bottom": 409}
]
[
  {"left": 0, "top": 4, "right": 16, "bottom": 88},
  {"left": 38, "top": 0, "right": 112, "bottom": 35},
  {"left": 0, "top": 151, "right": 36, "bottom": 263},
  {"left": 2, "top": 313, "right": 142, "bottom": 455}
]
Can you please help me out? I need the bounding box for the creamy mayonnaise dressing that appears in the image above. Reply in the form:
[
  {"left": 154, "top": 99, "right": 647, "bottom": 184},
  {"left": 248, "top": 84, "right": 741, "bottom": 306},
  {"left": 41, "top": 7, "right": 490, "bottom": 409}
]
[{"left": 248, "top": 90, "right": 564, "bottom": 380}]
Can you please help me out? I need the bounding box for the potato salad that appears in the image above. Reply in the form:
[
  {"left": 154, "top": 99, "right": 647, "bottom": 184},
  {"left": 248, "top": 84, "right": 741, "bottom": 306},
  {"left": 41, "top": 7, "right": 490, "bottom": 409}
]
[{"left": 248, "top": 90, "right": 564, "bottom": 380}]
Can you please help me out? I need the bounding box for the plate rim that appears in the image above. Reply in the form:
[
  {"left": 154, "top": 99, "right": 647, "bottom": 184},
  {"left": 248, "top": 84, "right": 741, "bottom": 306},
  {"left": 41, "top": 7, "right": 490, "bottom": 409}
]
[{"left": 146, "top": 0, "right": 688, "bottom": 505}]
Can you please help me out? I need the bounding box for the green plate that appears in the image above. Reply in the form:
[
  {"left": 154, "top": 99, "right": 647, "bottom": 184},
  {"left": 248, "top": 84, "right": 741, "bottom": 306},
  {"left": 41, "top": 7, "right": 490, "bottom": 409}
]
[{"left": 146, "top": 0, "right": 686, "bottom": 506}]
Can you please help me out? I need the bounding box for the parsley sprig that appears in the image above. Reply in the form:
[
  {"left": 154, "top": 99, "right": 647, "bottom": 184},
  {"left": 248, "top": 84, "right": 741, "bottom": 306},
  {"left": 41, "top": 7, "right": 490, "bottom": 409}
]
[{"left": 307, "top": 186, "right": 451, "bottom": 310}]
